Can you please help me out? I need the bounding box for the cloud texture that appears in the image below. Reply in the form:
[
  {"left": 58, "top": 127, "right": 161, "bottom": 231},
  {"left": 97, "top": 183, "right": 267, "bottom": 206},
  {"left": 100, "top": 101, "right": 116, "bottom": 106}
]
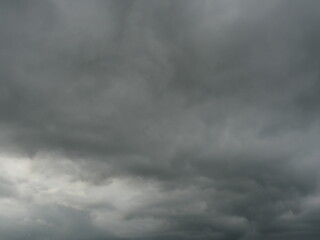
[{"left": 1, "top": 0, "right": 320, "bottom": 239}]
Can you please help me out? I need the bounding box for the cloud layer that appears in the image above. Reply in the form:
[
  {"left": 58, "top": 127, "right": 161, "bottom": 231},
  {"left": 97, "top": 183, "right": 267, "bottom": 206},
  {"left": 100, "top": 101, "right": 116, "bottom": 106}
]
[{"left": 1, "top": 0, "right": 320, "bottom": 239}]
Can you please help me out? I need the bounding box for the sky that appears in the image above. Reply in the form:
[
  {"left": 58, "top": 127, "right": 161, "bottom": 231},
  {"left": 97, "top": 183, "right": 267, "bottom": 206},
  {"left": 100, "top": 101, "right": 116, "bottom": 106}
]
[{"left": 1, "top": 0, "right": 320, "bottom": 239}]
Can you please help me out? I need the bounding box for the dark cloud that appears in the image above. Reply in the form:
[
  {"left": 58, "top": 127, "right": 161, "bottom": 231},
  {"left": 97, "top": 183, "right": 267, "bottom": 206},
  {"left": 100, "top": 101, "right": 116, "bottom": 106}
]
[{"left": 1, "top": 0, "right": 320, "bottom": 239}]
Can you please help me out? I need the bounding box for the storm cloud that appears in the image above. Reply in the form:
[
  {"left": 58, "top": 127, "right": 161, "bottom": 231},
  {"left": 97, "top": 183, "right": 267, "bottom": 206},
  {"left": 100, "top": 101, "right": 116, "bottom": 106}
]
[{"left": 1, "top": 0, "right": 320, "bottom": 239}]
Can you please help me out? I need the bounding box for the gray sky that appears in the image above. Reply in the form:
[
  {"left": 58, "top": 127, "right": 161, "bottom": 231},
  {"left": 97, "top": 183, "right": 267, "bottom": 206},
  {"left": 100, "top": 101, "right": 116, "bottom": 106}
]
[{"left": 1, "top": 0, "right": 320, "bottom": 239}]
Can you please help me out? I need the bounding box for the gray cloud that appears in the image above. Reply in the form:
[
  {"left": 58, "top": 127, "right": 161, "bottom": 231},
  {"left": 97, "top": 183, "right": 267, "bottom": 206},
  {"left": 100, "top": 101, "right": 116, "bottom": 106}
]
[{"left": 1, "top": 0, "right": 320, "bottom": 239}]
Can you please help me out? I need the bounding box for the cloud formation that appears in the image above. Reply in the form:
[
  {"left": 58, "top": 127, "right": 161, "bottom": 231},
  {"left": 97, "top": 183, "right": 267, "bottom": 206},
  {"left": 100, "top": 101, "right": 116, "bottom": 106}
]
[{"left": 1, "top": 0, "right": 320, "bottom": 239}]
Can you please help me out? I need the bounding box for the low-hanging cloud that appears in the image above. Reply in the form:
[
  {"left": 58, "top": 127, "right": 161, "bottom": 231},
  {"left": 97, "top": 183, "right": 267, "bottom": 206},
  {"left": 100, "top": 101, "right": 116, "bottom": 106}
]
[{"left": 1, "top": 0, "right": 320, "bottom": 239}]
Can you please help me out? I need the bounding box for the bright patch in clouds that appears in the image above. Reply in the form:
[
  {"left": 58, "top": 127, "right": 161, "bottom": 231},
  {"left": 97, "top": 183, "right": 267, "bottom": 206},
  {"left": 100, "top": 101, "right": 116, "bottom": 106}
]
[{"left": 0, "top": 154, "right": 167, "bottom": 238}]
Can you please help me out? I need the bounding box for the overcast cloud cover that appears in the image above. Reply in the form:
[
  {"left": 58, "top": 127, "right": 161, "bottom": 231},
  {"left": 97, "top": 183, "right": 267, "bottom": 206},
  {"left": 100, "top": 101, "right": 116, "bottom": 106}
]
[{"left": 1, "top": 0, "right": 320, "bottom": 239}]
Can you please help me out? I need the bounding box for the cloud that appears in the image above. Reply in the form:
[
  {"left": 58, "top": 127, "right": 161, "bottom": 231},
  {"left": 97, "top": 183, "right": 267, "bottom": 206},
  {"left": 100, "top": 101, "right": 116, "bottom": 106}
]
[{"left": 1, "top": 0, "right": 320, "bottom": 239}]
